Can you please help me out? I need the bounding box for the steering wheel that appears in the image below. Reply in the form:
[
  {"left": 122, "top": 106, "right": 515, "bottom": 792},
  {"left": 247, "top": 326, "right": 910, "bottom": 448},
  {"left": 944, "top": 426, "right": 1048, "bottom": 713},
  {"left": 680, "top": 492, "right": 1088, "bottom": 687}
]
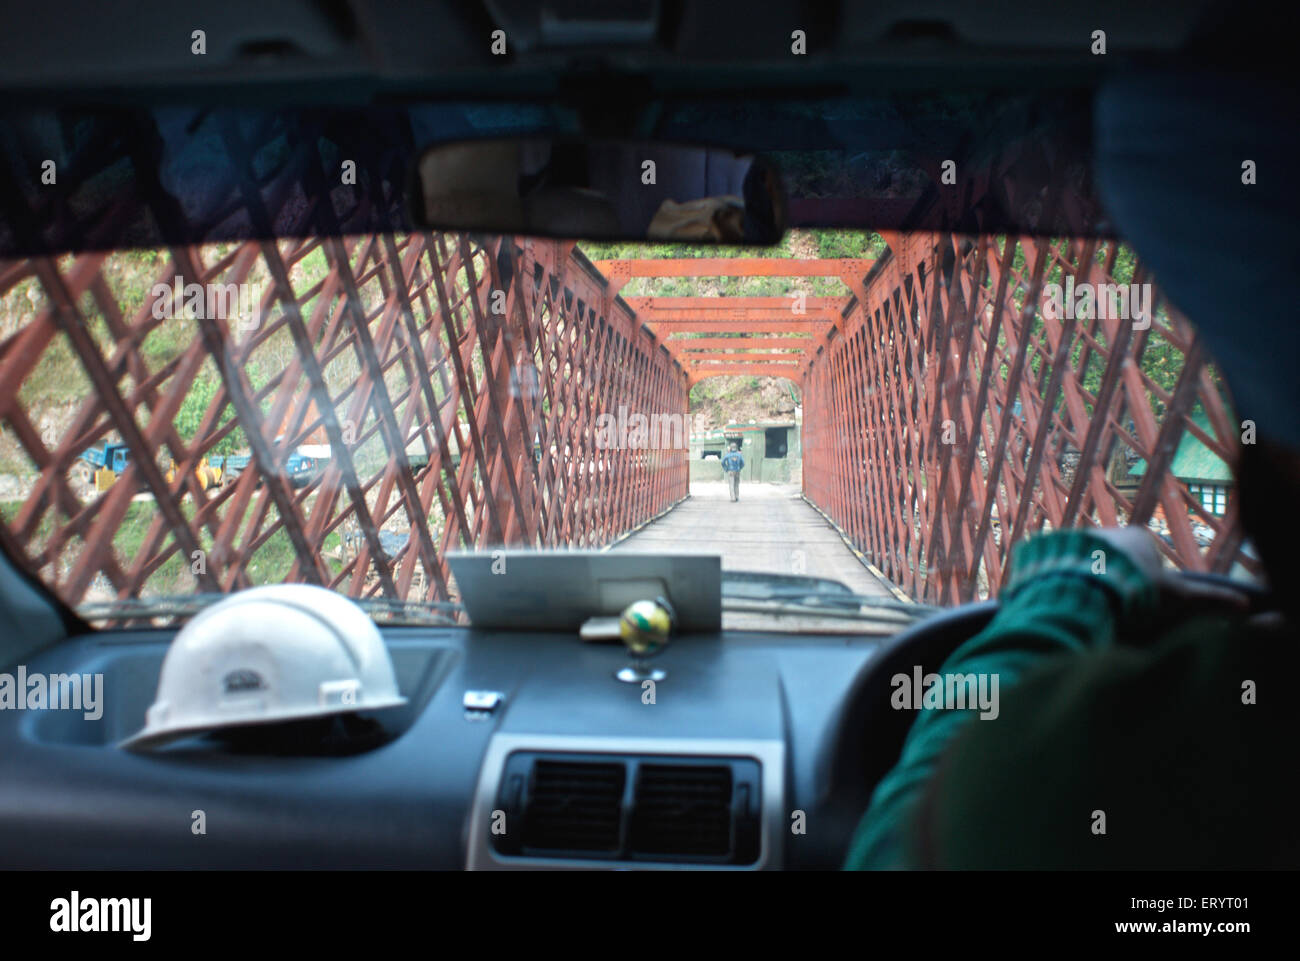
[
  {"left": 821, "top": 571, "right": 1275, "bottom": 837},
  {"left": 823, "top": 601, "right": 996, "bottom": 817}
]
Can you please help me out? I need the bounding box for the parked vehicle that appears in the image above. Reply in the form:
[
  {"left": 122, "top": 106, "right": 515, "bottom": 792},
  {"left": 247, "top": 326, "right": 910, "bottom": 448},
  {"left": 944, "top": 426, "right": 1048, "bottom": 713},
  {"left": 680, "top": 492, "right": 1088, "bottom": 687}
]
[
  {"left": 206, "top": 454, "right": 251, "bottom": 488},
  {"left": 77, "top": 443, "right": 326, "bottom": 494},
  {"left": 76, "top": 442, "right": 134, "bottom": 491},
  {"left": 286, "top": 446, "right": 330, "bottom": 488},
  {"left": 208, "top": 450, "right": 327, "bottom": 490}
]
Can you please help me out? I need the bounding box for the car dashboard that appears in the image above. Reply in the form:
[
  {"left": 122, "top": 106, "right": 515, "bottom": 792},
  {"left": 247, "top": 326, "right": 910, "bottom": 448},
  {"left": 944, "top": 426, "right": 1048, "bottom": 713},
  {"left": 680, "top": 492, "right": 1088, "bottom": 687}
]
[{"left": 0, "top": 623, "right": 899, "bottom": 870}]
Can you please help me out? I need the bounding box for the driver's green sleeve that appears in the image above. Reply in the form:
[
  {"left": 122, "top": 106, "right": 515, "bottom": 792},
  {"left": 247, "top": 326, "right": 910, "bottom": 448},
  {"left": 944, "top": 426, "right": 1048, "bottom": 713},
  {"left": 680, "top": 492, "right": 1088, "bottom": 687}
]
[{"left": 843, "top": 530, "right": 1157, "bottom": 870}]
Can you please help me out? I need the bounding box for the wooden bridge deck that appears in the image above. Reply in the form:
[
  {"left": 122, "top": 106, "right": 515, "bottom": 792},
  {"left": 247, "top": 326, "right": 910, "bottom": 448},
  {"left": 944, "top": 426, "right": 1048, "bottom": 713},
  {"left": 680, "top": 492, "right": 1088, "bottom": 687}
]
[{"left": 611, "top": 481, "right": 896, "bottom": 600}]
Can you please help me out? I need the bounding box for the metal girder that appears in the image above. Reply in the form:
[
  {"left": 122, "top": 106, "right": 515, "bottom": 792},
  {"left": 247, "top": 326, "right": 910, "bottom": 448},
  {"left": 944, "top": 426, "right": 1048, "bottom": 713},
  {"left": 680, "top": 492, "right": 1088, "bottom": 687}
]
[
  {"left": 0, "top": 221, "right": 1253, "bottom": 617},
  {"left": 683, "top": 353, "right": 806, "bottom": 363},
  {"left": 596, "top": 258, "right": 874, "bottom": 278},
  {"left": 644, "top": 320, "right": 835, "bottom": 334},
  {"left": 602, "top": 259, "right": 862, "bottom": 395},
  {"left": 801, "top": 230, "right": 1253, "bottom": 604},
  {"left": 624, "top": 296, "right": 848, "bottom": 312},
  {"left": 689, "top": 365, "right": 802, "bottom": 383},
  {"left": 0, "top": 234, "right": 688, "bottom": 616},
  {"left": 671, "top": 336, "right": 813, "bottom": 350},
  {"left": 641, "top": 310, "right": 842, "bottom": 324}
]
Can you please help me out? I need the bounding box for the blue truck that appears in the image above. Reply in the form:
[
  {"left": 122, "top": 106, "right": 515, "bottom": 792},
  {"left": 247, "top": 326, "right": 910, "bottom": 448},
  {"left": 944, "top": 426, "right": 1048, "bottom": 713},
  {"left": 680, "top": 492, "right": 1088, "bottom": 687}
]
[{"left": 77, "top": 442, "right": 142, "bottom": 492}]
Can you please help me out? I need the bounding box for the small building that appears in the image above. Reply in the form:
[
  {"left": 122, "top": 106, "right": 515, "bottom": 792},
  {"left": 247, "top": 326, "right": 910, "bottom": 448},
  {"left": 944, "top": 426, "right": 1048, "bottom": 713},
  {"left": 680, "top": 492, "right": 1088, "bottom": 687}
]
[
  {"left": 689, "top": 421, "right": 800, "bottom": 484},
  {"left": 1129, "top": 409, "right": 1233, "bottom": 517}
]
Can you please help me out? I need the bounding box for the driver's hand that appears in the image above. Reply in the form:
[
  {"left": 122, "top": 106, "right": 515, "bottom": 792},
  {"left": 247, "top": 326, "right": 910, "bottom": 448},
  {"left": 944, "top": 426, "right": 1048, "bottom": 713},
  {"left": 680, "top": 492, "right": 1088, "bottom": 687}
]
[{"left": 1089, "top": 526, "right": 1250, "bottom": 613}]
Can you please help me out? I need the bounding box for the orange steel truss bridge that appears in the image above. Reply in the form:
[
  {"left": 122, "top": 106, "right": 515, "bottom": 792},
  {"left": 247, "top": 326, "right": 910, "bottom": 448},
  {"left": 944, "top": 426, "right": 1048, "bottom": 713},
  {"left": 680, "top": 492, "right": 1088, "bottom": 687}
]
[{"left": 0, "top": 229, "right": 1252, "bottom": 612}]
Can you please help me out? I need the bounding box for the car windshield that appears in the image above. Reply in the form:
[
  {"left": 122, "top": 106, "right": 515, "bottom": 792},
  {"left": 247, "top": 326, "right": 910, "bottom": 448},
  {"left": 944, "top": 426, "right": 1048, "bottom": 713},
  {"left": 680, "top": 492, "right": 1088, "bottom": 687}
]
[{"left": 0, "top": 223, "right": 1256, "bottom": 630}]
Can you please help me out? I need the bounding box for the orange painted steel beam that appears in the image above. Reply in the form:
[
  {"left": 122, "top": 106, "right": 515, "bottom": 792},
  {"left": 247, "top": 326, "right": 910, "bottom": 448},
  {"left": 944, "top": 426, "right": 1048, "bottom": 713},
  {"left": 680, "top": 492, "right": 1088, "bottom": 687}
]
[
  {"left": 0, "top": 235, "right": 692, "bottom": 612},
  {"left": 688, "top": 366, "right": 803, "bottom": 383},
  {"left": 650, "top": 320, "right": 836, "bottom": 334},
  {"left": 596, "top": 258, "right": 874, "bottom": 278},
  {"left": 639, "top": 309, "right": 842, "bottom": 324},
  {"left": 624, "top": 296, "right": 849, "bottom": 312},
  {"left": 689, "top": 358, "right": 800, "bottom": 369},
  {"left": 685, "top": 352, "right": 808, "bottom": 363},
  {"left": 672, "top": 337, "right": 813, "bottom": 350}
]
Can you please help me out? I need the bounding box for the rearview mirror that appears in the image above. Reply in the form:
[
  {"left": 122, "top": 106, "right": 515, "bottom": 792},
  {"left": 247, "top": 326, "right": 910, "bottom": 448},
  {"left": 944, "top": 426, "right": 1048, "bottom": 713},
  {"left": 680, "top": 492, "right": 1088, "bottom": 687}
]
[{"left": 413, "top": 138, "right": 786, "bottom": 244}]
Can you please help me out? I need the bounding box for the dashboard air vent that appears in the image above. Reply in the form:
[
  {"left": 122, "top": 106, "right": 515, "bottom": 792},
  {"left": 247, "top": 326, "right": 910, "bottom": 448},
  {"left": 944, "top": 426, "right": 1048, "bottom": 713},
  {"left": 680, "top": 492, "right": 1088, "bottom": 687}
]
[
  {"left": 630, "top": 763, "right": 732, "bottom": 856},
  {"left": 493, "top": 752, "right": 762, "bottom": 865},
  {"left": 520, "top": 759, "right": 625, "bottom": 853}
]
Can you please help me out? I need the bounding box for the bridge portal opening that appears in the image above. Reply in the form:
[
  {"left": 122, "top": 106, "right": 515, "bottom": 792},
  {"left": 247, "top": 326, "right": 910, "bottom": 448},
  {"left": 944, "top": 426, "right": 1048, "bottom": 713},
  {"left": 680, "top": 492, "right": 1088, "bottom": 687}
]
[
  {"left": 688, "top": 414, "right": 802, "bottom": 489},
  {"left": 684, "top": 371, "right": 803, "bottom": 491}
]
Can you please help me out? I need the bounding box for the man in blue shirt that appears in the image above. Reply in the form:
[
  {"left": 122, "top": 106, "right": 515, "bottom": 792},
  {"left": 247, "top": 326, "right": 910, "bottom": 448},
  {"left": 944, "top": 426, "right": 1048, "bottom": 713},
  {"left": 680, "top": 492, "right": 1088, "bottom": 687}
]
[{"left": 720, "top": 441, "right": 744, "bottom": 502}]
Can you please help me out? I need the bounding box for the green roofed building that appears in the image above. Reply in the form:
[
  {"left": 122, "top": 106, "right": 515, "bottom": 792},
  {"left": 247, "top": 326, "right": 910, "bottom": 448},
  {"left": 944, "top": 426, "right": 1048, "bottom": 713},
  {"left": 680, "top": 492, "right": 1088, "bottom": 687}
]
[
  {"left": 690, "top": 421, "right": 800, "bottom": 484},
  {"left": 1130, "top": 408, "right": 1233, "bottom": 516}
]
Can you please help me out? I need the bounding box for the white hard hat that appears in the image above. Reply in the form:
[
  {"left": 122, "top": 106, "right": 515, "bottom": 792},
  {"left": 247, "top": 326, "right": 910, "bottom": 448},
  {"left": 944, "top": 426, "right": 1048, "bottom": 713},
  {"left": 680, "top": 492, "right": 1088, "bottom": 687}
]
[{"left": 121, "top": 584, "right": 406, "bottom": 750}]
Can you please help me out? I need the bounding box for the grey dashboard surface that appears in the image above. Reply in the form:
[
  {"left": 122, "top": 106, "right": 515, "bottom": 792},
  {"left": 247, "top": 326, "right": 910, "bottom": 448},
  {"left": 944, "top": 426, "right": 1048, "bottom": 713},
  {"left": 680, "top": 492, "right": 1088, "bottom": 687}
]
[{"left": 0, "top": 623, "right": 890, "bottom": 869}]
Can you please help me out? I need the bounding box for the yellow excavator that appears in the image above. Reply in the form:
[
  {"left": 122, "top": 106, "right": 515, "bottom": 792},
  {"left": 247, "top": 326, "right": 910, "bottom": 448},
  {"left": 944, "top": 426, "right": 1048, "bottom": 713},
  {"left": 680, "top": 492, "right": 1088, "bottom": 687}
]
[{"left": 164, "top": 457, "right": 224, "bottom": 492}]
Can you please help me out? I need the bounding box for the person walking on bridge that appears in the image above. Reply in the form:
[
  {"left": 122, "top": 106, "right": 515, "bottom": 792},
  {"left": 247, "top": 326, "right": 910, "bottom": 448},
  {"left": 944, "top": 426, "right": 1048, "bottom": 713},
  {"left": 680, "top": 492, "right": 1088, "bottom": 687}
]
[{"left": 721, "top": 441, "right": 745, "bottom": 502}]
